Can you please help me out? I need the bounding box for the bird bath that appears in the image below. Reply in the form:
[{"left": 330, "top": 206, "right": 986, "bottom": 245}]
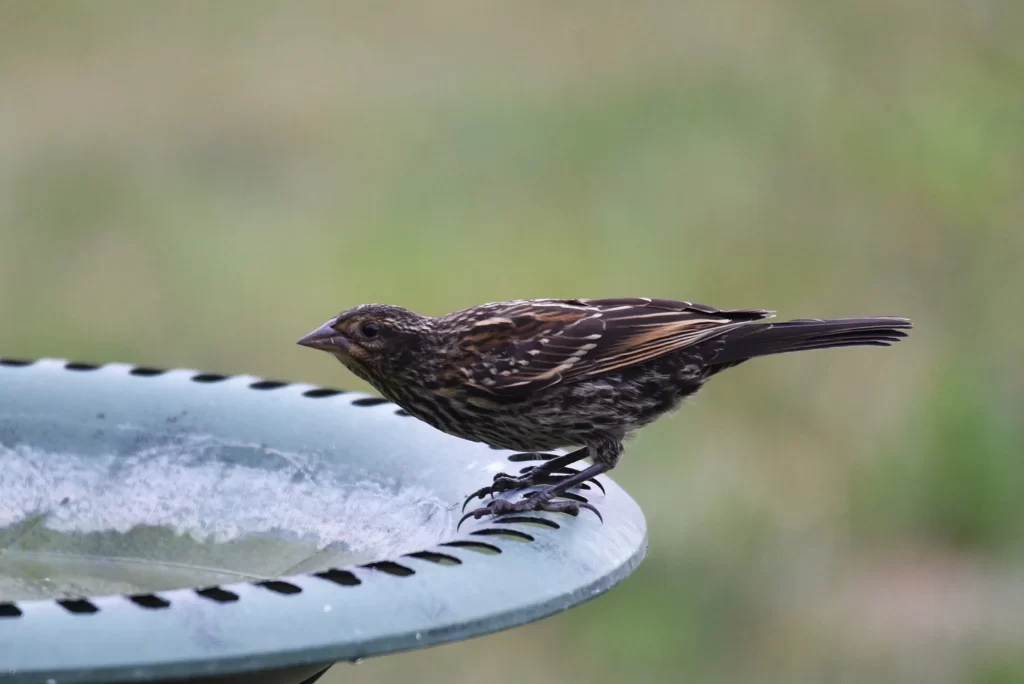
[{"left": 0, "top": 358, "right": 647, "bottom": 684}]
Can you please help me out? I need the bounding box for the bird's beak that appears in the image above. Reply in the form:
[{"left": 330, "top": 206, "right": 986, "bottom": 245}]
[{"left": 297, "top": 321, "right": 346, "bottom": 352}]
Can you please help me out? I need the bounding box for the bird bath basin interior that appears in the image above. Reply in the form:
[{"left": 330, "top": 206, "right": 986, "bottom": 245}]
[{"left": 0, "top": 358, "right": 647, "bottom": 684}]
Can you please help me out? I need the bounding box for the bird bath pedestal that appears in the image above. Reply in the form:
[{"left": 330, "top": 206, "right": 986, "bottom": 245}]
[{"left": 0, "top": 358, "right": 647, "bottom": 683}]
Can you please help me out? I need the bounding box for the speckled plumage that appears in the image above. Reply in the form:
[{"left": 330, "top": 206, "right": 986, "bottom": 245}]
[{"left": 298, "top": 297, "right": 911, "bottom": 522}]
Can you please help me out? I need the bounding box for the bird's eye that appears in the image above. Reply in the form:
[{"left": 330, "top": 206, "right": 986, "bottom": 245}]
[{"left": 360, "top": 321, "right": 380, "bottom": 339}]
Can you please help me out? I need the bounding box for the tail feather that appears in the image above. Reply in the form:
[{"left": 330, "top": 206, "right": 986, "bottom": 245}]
[{"left": 709, "top": 317, "right": 912, "bottom": 367}]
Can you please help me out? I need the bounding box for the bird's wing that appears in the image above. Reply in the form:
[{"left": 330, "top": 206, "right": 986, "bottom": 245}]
[{"left": 445, "top": 298, "right": 773, "bottom": 399}]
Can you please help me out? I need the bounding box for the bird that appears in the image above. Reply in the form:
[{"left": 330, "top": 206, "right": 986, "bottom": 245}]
[{"left": 297, "top": 297, "right": 911, "bottom": 526}]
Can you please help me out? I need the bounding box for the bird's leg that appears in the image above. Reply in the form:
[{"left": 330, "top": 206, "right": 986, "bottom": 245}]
[
  {"left": 511, "top": 447, "right": 589, "bottom": 476},
  {"left": 460, "top": 436, "right": 622, "bottom": 526},
  {"left": 463, "top": 447, "right": 602, "bottom": 510}
]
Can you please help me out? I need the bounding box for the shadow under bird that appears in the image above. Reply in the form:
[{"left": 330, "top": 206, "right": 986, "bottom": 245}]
[{"left": 298, "top": 297, "right": 911, "bottom": 525}]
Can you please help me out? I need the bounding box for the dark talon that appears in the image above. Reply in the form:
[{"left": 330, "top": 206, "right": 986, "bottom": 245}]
[
  {"left": 540, "top": 499, "right": 602, "bottom": 523},
  {"left": 462, "top": 483, "right": 498, "bottom": 511},
  {"left": 571, "top": 501, "right": 603, "bottom": 523},
  {"left": 457, "top": 499, "right": 510, "bottom": 529},
  {"left": 462, "top": 473, "right": 522, "bottom": 509}
]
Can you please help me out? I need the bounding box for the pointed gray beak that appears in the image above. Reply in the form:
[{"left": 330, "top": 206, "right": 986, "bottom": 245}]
[{"left": 297, "top": 321, "right": 343, "bottom": 351}]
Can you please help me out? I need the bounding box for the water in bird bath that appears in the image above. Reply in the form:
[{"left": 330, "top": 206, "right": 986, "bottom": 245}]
[{"left": 0, "top": 434, "right": 453, "bottom": 602}]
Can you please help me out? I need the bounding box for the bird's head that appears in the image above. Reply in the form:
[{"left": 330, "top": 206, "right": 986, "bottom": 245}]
[{"left": 297, "top": 303, "right": 436, "bottom": 385}]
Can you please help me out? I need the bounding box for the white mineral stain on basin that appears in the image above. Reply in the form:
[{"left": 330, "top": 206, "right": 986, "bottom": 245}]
[{"left": 0, "top": 436, "right": 454, "bottom": 601}]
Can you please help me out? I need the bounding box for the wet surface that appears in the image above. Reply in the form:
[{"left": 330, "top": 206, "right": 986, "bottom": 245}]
[{"left": 0, "top": 437, "right": 452, "bottom": 600}]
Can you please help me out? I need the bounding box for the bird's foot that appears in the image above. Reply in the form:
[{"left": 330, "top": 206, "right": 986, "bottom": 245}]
[
  {"left": 458, "top": 495, "right": 603, "bottom": 529},
  {"left": 461, "top": 467, "right": 605, "bottom": 512}
]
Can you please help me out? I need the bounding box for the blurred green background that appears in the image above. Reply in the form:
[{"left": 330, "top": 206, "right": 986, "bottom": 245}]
[{"left": 2, "top": 2, "right": 1022, "bottom": 682}]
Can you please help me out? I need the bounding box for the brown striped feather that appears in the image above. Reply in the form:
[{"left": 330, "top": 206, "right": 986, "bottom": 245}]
[{"left": 445, "top": 298, "right": 772, "bottom": 396}]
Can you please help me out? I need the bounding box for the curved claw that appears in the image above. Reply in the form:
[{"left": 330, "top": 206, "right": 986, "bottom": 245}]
[
  {"left": 461, "top": 484, "right": 495, "bottom": 512},
  {"left": 460, "top": 473, "right": 543, "bottom": 512},
  {"left": 460, "top": 475, "right": 550, "bottom": 512},
  {"left": 547, "top": 471, "right": 603, "bottom": 495},
  {"left": 462, "top": 477, "right": 522, "bottom": 511},
  {"left": 567, "top": 500, "right": 603, "bottom": 523},
  {"left": 457, "top": 499, "right": 506, "bottom": 530},
  {"left": 457, "top": 510, "right": 475, "bottom": 531}
]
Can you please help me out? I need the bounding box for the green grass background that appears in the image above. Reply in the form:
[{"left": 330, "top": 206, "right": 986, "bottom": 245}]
[{"left": 1, "top": 2, "right": 1022, "bottom": 682}]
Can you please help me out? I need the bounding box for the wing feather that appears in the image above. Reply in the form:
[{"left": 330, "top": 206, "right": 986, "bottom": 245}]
[{"left": 443, "top": 298, "right": 772, "bottom": 398}]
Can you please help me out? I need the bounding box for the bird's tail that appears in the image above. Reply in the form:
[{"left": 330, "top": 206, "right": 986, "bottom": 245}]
[{"left": 709, "top": 316, "right": 912, "bottom": 368}]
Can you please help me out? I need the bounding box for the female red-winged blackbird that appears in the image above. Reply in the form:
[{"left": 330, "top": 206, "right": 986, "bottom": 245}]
[{"left": 298, "top": 298, "right": 911, "bottom": 525}]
